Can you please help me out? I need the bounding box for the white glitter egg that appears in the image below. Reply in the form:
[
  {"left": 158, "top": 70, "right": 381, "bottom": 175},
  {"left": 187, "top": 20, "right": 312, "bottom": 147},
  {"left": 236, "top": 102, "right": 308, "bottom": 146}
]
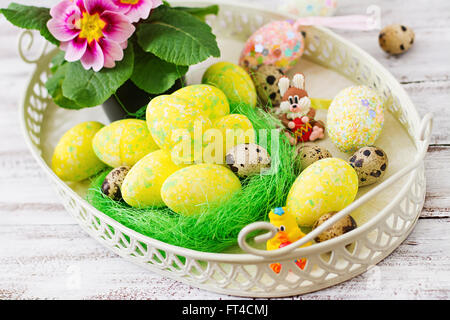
[{"left": 327, "top": 86, "right": 384, "bottom": 153}]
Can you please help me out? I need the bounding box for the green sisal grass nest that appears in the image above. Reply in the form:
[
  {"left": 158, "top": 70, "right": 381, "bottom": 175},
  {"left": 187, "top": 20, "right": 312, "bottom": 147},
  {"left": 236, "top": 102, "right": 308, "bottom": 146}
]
[{"left": 86, "top": 103, "right": 300, "bottom": 253}]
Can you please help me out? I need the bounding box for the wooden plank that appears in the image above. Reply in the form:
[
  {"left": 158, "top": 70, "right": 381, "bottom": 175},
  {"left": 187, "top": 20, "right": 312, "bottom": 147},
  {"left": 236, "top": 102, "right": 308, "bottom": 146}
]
[
  {"left": 404, "top": 81, "right": 450, "bottom": 145},
  {"left": 337, "top": 0, "right": 450, "bottom": 30},
  {"left": 423, "top": 146, "right": 450, "bottom": 218}
]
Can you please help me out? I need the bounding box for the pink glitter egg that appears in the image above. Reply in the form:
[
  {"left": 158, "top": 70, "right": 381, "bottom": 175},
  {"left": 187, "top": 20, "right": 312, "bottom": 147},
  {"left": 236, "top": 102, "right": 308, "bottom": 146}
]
[{"left": 239, "top": 20, "right": 305, "bottom": 73}]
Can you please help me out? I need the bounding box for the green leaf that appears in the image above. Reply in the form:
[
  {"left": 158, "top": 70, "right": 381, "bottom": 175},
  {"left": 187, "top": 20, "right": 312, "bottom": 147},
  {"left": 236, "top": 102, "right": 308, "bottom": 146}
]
[
  {"left": 50, "top": 51, "right": 66, "bottom": 73},
  {"left": 137, "top": 6, "right": 220, "bottom": 66},
  {"left": 62, "top": 44, "right": 135, "bottom": 108},
  {"left": 131, "top": 45, "right": 188, "bottom": 94},
  {"left": 0, "top": 3, "right": 58, "bottom": 45},
  {"left": 45, "top": 64, "right": 83, "bottom": 109},
  {"left": 173, "top": 5, "right": 219, "bottom": 21}
]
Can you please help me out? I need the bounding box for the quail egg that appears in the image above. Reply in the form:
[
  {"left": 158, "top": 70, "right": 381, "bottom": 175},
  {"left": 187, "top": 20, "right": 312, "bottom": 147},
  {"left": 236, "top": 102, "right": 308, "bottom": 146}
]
[
  {"left": 252, "top": 65, "right": 284, "bottom": 107},
  {"left": 101, "top": 166, "right": 130, "bottom": 201},
  {"left": 296, "top": 144, "right": 332, "bottom": 170},
  {"left": 312, "top": 212, "right": 357, "bottom": 243},
  {"left": 349, "top": 146, "right": 388, "bottom": 187},
  {"left": 226, "top": 143, "right": 271, "bottom": 178},
  {"left": 379, "top": 24, "right": 415, "bottom": 55}
]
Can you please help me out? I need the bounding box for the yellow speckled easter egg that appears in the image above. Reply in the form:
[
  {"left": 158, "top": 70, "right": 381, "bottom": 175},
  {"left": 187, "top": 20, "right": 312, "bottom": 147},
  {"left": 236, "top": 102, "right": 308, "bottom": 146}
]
[
  {"left": 52, "top": 121, "right": 106, "bottom": 182},
  {"left": 146, "top": 88, "right": 223, "bottom": 150},
  {"left": 202, "top": 62, "right": 257, "bottom": 108},
  {"left": 212, "top": 114, "right": 256, "bottom": 158},
  {"left": 173, "top": 84, "right": 230, "bottom": 120},
  {"left": 327, "top": 86, "right": 384, "bottom": 153},
  {"left": 286, "top": 158, "right": 359, "bottom": 226},
  {"left": 121, "top": 150, "right": 185, "bottom": 208},
  {"left": 161, "top": 164, "right": 242, "bottom": 216},
  {"left": 92, "top": 119, "right": 159, "bottom": 168}
]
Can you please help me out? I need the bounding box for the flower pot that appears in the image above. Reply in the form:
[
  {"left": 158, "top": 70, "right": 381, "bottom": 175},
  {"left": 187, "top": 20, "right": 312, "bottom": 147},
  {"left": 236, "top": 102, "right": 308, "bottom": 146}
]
[{"left": 102, "top": 78, "right": 184, "bottom": 122}]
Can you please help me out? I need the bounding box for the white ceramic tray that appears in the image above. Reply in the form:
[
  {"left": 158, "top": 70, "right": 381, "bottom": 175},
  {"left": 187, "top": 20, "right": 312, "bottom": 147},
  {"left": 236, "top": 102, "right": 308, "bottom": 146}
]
[{"left": 19, "top": 0, "right": 432, "bottom": 297}]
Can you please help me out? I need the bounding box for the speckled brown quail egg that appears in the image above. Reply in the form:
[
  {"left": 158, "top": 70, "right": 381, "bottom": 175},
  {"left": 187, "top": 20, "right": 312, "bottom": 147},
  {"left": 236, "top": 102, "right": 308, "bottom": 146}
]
[
  {"left": 379, "top": 24, "right": 415, "bottom": 55},
  {"left": 312, "top": 212, "right": 357, "bottom": 243},
  {"left": 226, "top": 143, "right": 271, "bottom": 178},
  {"left": 252, "top": 65, "right": 284, "bottom": 107},
  {"left": 296, "top": 144, "right": 332, "bottom": 170},
  {"left": 349, "top": 146, "right": 388, "bottom": 187},
  {"left": 101, "top": 166, "right": 130, "bottom": 201}
]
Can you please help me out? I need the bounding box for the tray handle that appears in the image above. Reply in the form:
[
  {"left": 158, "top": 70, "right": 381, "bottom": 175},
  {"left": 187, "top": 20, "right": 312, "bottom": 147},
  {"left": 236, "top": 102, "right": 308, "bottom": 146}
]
[
  {"left": 18, "top": 30, "right": 50, "bottom": 64},
  {"left": 238, "top": 113, "right": 433, "bottom": 258}
]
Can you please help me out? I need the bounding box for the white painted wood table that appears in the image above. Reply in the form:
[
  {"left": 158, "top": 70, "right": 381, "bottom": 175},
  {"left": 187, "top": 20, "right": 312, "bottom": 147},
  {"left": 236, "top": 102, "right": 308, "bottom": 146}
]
[{"left": 0, "top": 0, "right": 449, "bottom": 300}]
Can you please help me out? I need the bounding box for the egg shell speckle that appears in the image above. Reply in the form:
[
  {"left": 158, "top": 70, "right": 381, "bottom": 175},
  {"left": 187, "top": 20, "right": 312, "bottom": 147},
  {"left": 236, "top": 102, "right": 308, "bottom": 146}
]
[
  {"left": 92, "top": 119, "right": 159, "bottom": 168},
  {"left": 327, "top": 86, "right": 384, "bottom": 153},
  {"left": 286, "top": 158, "right": 359, "bottom": 226},
  {"left": 52, "top": 121, "right": 106, "bottom": 182},
  {"left": 146, "top": 85, "right": 229, "bottom": 150},
  {"left": 161, "top": 164, "right": 242, "bottom": 216},
  {"left": 349, "top": 146, "right": 389, "bottom": 187},
  {"left": 202, "top": 62, "right": 257, "bottom": 108},
  {"left": 121, "top": 150, "right": 185, "bottom": 208},
  {"left": 239, "top": 20, "right": 305, "bottom": 73}
]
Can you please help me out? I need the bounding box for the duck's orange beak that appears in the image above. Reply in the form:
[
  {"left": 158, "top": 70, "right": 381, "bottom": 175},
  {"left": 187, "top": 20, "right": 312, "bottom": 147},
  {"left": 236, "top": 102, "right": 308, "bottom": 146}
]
[{"left": 276, "top": 231, "right": 289, "bottom": 243}]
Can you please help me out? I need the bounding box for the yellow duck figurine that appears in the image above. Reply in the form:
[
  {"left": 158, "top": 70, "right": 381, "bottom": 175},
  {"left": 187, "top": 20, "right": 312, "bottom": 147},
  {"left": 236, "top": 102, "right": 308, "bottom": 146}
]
[{"left": 267, "top": 207, "right": 312, "bottom": 273}]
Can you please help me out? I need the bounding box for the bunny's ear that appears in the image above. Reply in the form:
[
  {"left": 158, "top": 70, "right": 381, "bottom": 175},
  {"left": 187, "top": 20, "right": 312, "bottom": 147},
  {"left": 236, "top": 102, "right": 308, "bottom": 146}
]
[
  {"left": 278, "top": 76, "right": 290, "bottom": 97},
  {"left": 292, "top": 73, "right": 305, "bottom": 90}
]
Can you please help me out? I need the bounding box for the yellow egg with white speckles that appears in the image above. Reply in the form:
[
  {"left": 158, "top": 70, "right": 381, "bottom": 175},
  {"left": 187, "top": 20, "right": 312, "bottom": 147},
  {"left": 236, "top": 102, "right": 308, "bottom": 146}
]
[
  {"left": 121, "top": 150, "right": 185, "bottom": 208},
  {"left": 213, "top": 114, "right": 255, "bottom": 146},
  {"left": 146, "top": 85, "right": 228, "bottom": 150},
  {"left": 52, "top": 121, "right": 106, "bottom": 182},
  {"left": 92, "top": 119, "right": 159, "bottom": 168},
  {"left": 211, "top": 114, "right": 255, "bottom": 161},
  {"left": 161, "top": 164, "right": 242, "bottom": 216},
  {"left": 286, "top": 158, "right": 359, "bottom": 226},
  {"left": 202, "top": 62, "right": 257, "bottom": 108},
  {"left": 172, "top": 85, "right": 230, "bottom": 120}
]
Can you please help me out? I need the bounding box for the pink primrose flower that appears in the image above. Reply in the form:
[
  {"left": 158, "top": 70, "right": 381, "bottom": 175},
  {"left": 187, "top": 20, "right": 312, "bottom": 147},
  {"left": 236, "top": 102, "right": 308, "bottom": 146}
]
[{"left": 47, "top": 0, "right": 136, "bottom": 71}]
